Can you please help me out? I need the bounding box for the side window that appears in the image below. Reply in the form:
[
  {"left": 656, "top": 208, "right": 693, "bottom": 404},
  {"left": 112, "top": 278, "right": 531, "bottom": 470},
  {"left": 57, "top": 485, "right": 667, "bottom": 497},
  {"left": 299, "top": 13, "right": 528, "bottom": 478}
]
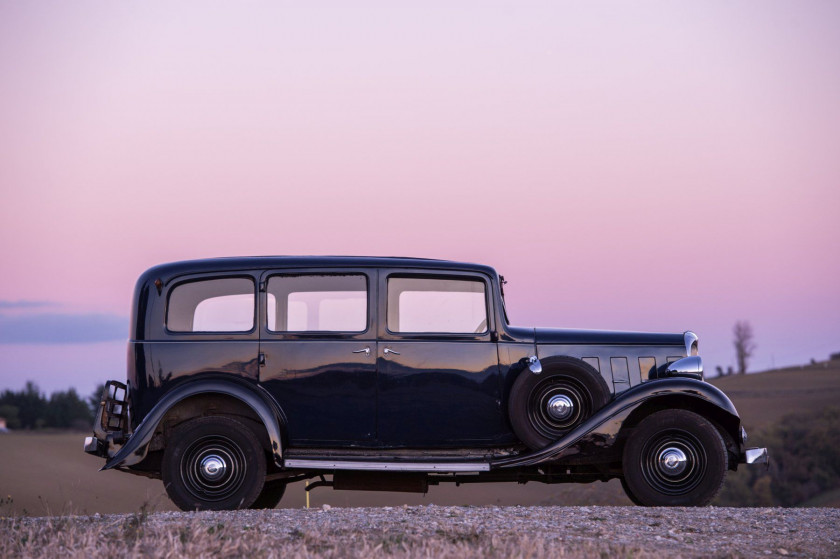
[
  {"left": 267, "top": 274, "right": 368, "bottom": 333},
  {"left": 387, "top": 276, "right": 487, "bottom": 334},
  {"left": 167, "top": 277, "right": 255, "bottom": 332}
]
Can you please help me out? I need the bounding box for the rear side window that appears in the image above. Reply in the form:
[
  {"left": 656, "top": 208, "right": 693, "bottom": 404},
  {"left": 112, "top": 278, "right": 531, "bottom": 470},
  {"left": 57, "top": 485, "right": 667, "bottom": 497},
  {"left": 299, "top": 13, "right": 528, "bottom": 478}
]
[
  {"left": 387, "top": 276, "right": 487, "bottom": 334},
  {"left": 267, "top": 274, "right": 368, "bottom": 332},
  {"left": 167, "top": 277, "right": 255, "bottom": 332}
]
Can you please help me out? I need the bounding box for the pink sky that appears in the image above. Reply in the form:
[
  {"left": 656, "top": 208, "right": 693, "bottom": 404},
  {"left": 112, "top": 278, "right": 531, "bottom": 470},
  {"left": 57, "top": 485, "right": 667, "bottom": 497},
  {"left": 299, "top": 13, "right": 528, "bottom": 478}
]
[{"left": 1, "top": 1, "right": 839, "bottom": 393}]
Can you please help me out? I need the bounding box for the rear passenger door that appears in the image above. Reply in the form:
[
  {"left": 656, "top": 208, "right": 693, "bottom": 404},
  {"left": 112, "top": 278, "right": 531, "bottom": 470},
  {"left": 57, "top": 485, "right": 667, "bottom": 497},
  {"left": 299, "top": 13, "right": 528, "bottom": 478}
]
[
  {"left": 258, "top": 270, "right": 377, "bottom": 446},
  {"left": 376, "top": 270, "right": 504, "bottom": 446}
]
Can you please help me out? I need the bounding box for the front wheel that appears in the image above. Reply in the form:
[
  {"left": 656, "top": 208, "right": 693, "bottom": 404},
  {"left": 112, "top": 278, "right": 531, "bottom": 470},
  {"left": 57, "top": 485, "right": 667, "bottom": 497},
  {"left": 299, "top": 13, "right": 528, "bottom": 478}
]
[
  {"left": 621, "top": 409, "right": 727, "bottom": 506},
  {"left": 162, "top": 416, "right": 266, "bottom": 511}
]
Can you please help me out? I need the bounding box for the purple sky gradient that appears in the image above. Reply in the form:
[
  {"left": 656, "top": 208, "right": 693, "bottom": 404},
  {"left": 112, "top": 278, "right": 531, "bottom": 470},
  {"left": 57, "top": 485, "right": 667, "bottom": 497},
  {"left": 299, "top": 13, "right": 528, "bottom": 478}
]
[{"left": 1, "top": 1, "right": 838, "bottom": 394}]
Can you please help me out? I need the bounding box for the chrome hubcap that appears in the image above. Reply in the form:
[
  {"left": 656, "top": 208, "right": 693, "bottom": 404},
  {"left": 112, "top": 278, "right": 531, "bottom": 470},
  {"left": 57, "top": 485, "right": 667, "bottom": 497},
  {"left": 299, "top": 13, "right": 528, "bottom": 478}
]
[
  {"left": 528, "top": 376, "right": 590, "bottom": 439},
  {"left": 640, "top": 432, "right": 706, "bottom": 496},
  {"left": 200, "top": 455, "right": 227, "bottom": 481},
  {"left": 546, "top": 395, "right": 574, "bottom": 421},
  {"left": 657, "top": 447, "right": 688, "bottom": 475}
]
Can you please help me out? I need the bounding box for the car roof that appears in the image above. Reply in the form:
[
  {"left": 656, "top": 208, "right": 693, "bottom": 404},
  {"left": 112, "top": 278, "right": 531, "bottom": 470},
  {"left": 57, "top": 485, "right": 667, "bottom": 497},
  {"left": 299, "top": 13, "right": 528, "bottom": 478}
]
[{"left": 141, "top": 256, "right": 499, "bottom": 282}]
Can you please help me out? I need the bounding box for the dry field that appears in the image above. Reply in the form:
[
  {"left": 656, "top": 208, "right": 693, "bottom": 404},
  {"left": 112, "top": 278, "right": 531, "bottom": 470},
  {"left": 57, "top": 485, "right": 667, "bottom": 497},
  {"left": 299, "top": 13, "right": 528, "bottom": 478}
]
[
  {"left": 0, "top": 361, "right": 836, "bottom": 515},
  {"left": 0, "top": 430, "right": 630, "bottom": 516},
  {"left": 2, "top": 505, "right": 839, "bottom": 558},
  {"left": 709, "top": 360, "right": 840, "bottom": 431}
]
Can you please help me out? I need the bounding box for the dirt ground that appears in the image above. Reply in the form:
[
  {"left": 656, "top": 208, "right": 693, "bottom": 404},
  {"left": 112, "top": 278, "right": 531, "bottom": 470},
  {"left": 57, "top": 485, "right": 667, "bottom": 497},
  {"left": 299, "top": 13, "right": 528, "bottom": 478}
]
[{"left": 3, "top": 506, "right": 838, "bottom": 558}]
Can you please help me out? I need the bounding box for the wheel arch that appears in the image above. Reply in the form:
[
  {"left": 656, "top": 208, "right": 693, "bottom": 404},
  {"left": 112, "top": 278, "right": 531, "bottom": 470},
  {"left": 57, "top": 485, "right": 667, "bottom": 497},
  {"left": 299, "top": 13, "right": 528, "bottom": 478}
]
[
  {"left": 493, "top": 377, "right": 743, "bottom": 470},
  {"left": 619, "top": 394, "right": 742, "bottom": 470},
  {"left": 103, "top": 377, "right": 285, "bottom": 471}
]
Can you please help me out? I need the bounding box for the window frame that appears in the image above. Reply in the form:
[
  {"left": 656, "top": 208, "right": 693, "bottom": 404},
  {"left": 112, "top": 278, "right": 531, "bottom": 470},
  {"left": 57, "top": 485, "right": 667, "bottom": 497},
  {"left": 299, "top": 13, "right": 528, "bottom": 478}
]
[
  {"left": 259, "top": 269, "right": 376, "bottom": 340},
  {"left": 164, "top": 274, "right": 258, "bottom": 337},
  {"left": 378, "top": 269, "right": 495, "bottom": 341}
]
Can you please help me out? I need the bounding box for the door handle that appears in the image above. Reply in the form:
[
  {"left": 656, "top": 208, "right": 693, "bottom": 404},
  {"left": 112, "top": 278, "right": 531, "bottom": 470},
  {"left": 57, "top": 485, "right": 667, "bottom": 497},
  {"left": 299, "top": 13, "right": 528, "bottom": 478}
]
[
  {"left": 383, "top": 347, "right": 400, "bottom": 356},
  {"left": 352, "top": 347, "right": 371, "bottom": 356}
]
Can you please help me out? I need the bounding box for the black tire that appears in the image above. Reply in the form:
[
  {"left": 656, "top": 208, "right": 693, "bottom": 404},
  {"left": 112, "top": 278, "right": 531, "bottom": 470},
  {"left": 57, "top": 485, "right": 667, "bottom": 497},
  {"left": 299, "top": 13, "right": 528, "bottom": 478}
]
[
  {"left": 162, "top": 416, "right": 266, "bottom": 511},
  {"left": 622, "top": 409, "right": 727, "bottom": 507},
  {"left": 620, "top": 476, "right": 645, "bottom": 506},
  {"left": 508, "top": 356, "right": 611, "bottom": 449},
  {"left": 250, "top": 480, "right": 287, "bottom": 509}
]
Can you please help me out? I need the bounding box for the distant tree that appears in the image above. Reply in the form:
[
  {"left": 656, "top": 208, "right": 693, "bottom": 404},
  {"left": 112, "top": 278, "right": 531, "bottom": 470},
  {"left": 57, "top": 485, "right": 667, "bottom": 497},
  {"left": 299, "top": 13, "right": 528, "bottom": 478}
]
[
  {"left": 715, "top": 365, "right": 724, "bottom": 377},
  {"left": 0, "top": 404, "right": 21, "bottom": 429},
  {"left": 88, "top": 383, "right": 105, "bottom": 417},
  {"left": 0, "top": 382, "right": 47, "bottom": 429},
  {"left": 733, "top": 320, "right": 756, "bottom": 375},
  {"left": 45, "top": 389, "right": 93, "bottom": 430},
  {"left": 717, "top": 406, "right": 840, "bottom": 507},
  {"left": 0, "top": 383, "right": 94, "bottom": 430}
]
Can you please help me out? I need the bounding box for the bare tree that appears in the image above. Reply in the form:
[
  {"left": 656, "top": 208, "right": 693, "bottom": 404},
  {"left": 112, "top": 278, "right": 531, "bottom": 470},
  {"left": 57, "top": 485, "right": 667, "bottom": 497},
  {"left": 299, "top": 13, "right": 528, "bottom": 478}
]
[{"left": 733, "top": 320, "right": 756, "bottom": 375}]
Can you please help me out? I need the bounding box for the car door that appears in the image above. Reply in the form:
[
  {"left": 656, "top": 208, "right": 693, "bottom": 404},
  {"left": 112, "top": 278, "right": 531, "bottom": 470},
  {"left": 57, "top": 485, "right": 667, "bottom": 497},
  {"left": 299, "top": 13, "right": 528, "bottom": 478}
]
[
  {"left": 258, "top": 269, "right": 377, "bottom": 446},
  {"left": 376, "top": 269, "right": 504, "bottom": 447}
]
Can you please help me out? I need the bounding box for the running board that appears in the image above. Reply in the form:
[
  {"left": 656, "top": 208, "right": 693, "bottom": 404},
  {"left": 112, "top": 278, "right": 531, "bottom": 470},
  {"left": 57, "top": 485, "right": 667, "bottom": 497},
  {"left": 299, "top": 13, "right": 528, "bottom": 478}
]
[{"left": 284, "top": 458, "right": 490, "bottom": 472}]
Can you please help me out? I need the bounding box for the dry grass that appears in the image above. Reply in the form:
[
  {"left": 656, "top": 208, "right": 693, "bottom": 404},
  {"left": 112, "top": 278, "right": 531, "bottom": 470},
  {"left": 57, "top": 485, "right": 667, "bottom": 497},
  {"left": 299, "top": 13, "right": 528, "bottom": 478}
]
[
  {"left": 0, "top": 512, "right": 648, "bottom": 559},
  {"left": 3, "top": 505, "right": 838, "bottom": 558}
]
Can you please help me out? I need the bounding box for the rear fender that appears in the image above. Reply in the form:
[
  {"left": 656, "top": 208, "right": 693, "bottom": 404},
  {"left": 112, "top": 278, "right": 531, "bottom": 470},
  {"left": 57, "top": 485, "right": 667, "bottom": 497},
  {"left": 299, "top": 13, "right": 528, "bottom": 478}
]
[
  {"left": 102, "top": 379, "right": 284, "bottom": 470},
  {"left": 491, "top": 378, "right": 740, "bottom": 469}
]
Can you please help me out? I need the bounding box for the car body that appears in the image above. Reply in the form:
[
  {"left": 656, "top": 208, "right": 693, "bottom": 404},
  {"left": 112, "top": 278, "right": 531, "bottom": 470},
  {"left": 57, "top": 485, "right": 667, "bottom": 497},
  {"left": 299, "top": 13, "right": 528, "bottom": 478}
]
[{"left": 84, "top": 256, "right": 768, "bottom": 509}]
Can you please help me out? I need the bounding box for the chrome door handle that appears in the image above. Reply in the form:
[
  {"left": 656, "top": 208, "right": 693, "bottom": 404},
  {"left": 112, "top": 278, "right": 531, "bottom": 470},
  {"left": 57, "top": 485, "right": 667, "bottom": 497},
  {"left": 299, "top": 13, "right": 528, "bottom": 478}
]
[
  {"left": 383, "top": 348, "right": 400, "bottom": 355},
  {"left": 352, "top": 347, "right": 370, "bottom": 356}
]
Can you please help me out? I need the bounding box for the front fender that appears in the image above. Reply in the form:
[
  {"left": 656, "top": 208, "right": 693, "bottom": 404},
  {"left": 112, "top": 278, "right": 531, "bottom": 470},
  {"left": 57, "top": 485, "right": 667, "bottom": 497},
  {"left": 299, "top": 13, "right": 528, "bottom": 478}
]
[
  {"left": 102, "top": 380, "right": 285, "bottom": 470},
  {"left": 492, "top": 378, "right": 740, "bottom": 469}
]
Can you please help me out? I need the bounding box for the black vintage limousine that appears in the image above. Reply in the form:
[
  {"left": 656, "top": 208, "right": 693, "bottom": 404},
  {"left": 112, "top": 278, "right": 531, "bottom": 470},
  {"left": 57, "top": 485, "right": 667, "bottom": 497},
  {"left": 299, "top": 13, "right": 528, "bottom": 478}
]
[{"left": 85, "top": 256, "right": 767, "bottom": 509}]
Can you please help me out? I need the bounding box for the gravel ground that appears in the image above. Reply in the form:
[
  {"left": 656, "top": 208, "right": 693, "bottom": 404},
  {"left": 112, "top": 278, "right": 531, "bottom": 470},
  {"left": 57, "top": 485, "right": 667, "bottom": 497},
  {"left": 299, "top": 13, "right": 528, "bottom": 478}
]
[{"left": 3, "top": 506, "right": 840, "bottom": 558}]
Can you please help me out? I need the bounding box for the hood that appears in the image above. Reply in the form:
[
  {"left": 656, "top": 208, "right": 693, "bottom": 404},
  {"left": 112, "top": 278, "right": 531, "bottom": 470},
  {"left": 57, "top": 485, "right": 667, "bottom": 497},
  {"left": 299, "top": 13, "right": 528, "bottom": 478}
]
[{"left": 534, "top": 327, "right": 684, "bottom": 347}]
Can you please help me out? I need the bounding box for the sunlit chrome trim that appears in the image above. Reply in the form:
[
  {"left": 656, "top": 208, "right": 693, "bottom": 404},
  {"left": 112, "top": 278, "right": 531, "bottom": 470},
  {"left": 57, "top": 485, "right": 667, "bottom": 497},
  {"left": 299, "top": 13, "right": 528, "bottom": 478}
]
[
  {"left": 528, "top": 355, "right": 542, "bottom": 374},
  {"left": 200, "top": 455, "right": 227, "bottom": 481},
  {"left": 284, "top": 459, "right": 490, "bottom": 472},
  {"left": 657, "top": 447, "right": 688, "bottom": 475},
  {"left": 547, "top": 395, "right": 574, "bottom": 421},
  {"left": 665, "top": 356, "right": 703, "bottom": 379},
  {"left": 83, "top": 436, "right": 99, "bottom": 454},
  {"left": 740, "top": 426, "right": 748, "bottom": 444},
  {"left": 744, "top": 447, "right": 768, "bottom": 465},
  {"left": 684, "top": 331, "right": 699, "bottom": 356}
]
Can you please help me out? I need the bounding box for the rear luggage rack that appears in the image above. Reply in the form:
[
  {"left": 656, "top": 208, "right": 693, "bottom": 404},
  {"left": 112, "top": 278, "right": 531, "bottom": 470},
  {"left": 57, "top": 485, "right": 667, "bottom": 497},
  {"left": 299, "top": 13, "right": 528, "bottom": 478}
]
[{"left": 86, "top": 381, "right": 130, "bottom": 457}]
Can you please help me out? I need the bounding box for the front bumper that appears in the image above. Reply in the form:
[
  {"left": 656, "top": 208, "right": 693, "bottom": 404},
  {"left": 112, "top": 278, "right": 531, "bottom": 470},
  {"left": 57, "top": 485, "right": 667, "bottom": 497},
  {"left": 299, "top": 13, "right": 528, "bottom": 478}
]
[
  {"left": 743, "top": 447, "right": 769, "bottom": 465},
  {"left": 738, "top": 426, "right": 769, "bottom": 466},
  {"left": 83, "top": 380, "right": 130, "bottom": 459}
]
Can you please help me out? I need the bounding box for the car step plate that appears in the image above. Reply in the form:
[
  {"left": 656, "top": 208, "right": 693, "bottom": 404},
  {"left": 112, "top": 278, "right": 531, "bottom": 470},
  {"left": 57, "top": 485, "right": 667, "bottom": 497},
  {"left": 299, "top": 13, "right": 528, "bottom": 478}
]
[{"left": 284, "top": 458, "right": 490, "bottom": 472}]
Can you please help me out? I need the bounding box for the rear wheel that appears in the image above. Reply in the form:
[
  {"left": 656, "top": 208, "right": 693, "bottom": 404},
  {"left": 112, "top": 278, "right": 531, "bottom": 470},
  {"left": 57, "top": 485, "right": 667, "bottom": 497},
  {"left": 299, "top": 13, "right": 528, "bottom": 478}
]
[
  {"left": 250, "top": 480, "right": 287, "bottom": 509},
  {"left": 621, "top": 409, "right": 727, "bottom": 506},
  {"left": 162, "top": 416, "right": 266, "bottom": 511}
]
